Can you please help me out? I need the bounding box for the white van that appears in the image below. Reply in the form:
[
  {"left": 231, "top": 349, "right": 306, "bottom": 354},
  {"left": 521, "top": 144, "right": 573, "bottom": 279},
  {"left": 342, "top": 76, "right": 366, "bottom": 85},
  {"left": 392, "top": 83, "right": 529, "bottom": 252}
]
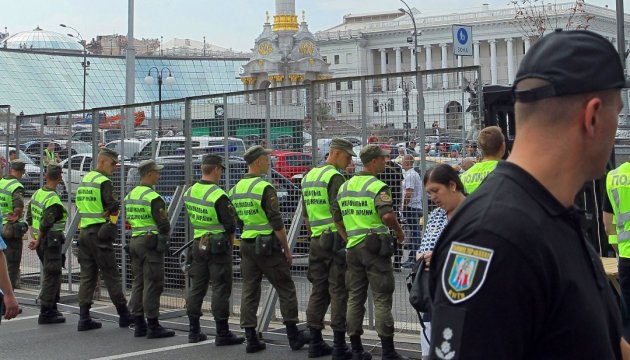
[{"left": 132, "top": 136, "right": 246, "bottom": 160}]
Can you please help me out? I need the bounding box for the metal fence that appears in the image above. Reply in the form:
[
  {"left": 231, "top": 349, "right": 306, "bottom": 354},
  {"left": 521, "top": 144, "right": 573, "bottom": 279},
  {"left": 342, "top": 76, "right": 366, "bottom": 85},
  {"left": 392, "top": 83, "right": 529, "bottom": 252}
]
[{"left": 7, "top": 66, "right": 483, "bottom": 339}]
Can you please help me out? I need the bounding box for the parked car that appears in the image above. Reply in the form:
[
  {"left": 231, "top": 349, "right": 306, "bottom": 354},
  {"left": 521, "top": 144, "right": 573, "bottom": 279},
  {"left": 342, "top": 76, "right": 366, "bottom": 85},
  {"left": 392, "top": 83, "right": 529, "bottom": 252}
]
[
  {"left": 106, "top": 138, "right": 152, "bottom": 161},
  {"left": 59, "top": 153, "right": 93, "bottom": 197},
  {"left": 20, "top": 140, "right": 79, "bottom": 164},
  {"left": 71, "top": 129, "right": 122, "bottom": 144},
  {"left": 132, "top": 136, "right": 246, "bottom": 161},
  {"left": 0, "top": 146, "right": 42, "bottom": 194},
  {"left": 271, "top": 151, "right": 312, "bottom": 180}
]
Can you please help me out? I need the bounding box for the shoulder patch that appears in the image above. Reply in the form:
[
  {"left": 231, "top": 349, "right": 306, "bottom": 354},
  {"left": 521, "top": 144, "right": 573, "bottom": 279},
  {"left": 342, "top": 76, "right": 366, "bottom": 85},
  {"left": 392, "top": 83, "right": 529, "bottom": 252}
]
[
  {"left": 441, "top": 241, "right": 494, "bottom": 304},
  {"left": 379, "top": 192, "right": 391, "bottom": 202}
]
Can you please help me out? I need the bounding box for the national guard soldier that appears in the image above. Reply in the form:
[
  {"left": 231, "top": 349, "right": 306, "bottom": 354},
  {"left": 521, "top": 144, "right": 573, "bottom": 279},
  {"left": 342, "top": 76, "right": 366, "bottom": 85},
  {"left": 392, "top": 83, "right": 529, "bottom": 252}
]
[
  {"left": 124, "top": 160, "right": 174, "bottom": 338},
  {"left": 184, "top": 154, "right": 245, "bottom": 345},
  {"left": 460, "top": 126, "right": 506, "bottom": 194},
  {"left": 229, "top": 145, "right": 309, "bottom": 353},
  {"left": 0, "top": 159, "right": 27, "bottom": 290},
  {"left": 302, "top": 138, "right": 355, "bottom": 359},
  {"left": 332, "top": 145, "right": 406, "bottom": 360},
  {"left": 76, "top": 148, "right": 132, "bottom": 331},
  {"left": 26, "top": 164, "right": 67, "bottom": 324}
]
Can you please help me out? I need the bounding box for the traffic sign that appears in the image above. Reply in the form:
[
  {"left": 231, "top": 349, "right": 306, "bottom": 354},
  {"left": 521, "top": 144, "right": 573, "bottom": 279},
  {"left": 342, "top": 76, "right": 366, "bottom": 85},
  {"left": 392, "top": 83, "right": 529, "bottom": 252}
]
[{"left": 452, "top": 25, "right": 473, "bottom": 56}]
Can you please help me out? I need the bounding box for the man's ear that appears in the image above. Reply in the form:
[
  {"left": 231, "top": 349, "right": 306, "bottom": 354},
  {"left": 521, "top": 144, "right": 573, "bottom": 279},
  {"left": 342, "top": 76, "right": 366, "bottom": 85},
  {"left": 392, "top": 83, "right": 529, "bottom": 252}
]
[{"left": 582, "top": 97, "right": 603, "bottom": 137}]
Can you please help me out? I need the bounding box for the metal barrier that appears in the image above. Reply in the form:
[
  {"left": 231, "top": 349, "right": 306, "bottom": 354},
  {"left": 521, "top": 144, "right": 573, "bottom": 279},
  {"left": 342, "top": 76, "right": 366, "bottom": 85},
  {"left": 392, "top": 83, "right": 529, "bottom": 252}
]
[{"left": 9, "top": 66, "right": 482, "bottom": 340}]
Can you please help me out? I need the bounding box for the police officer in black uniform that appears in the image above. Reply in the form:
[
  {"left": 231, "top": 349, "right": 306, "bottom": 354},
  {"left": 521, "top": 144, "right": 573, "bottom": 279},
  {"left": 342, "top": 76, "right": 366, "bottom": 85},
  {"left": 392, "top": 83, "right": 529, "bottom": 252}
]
[{"left": 428, "top": 30, "right": 628, "bottom": 359}]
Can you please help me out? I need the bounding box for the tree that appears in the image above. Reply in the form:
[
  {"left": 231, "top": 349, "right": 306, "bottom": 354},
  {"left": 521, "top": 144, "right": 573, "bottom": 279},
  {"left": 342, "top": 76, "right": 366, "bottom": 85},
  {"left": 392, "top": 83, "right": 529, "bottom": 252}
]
[{"left": 510, "top": 0, "right": 594, "bottom": 39}]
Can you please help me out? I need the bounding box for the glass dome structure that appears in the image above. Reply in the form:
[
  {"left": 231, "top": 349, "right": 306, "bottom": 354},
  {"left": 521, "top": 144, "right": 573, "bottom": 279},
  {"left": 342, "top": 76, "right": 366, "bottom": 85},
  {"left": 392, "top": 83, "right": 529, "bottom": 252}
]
[{"left": 4, "top": 26, "right": 84, "bottom": 52}]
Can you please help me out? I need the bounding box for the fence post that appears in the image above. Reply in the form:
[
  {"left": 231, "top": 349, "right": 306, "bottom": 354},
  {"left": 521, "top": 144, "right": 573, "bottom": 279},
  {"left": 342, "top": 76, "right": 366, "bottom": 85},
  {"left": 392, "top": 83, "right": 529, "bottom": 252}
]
[
  {"left": 309, "top": 82, "right": 317, "bottom": 163},
  {"left": 91, "top": 109, "right": 98, "bottom": 161},
  {"left": 4, "top": 106, "right": 9, "bottom": 176},
  {"left": 360, "top": 77, "right": 368, "bottom": 146},
  {"left": 151, "top": 103, "right": 156, "bottom": 157},
  {"left": 119, "top": 106, "right": 127, "bottom": 291},
  {"left": 265, "top": 89, "right": 271, "bottom": 160}
]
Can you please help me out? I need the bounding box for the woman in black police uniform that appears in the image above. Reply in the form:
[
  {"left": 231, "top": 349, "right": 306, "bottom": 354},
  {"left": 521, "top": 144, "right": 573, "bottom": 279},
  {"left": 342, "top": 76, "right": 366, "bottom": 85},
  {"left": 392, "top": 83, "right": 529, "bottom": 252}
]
[{"left": 428, "top": 30, "right": 628, "bottom": 360}]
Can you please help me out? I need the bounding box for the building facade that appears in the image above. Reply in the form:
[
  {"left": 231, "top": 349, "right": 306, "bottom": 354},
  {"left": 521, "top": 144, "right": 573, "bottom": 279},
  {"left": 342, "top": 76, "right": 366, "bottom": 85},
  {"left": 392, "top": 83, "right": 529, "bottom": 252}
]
[{"left": 310, "top": 2, "right": 630, "bottom": 133}]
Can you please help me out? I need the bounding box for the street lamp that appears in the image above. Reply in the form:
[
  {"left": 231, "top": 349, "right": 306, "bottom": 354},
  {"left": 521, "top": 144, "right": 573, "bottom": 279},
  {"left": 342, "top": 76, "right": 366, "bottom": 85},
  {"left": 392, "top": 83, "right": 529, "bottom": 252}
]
[
  {"left": 397, "top": 81, "right": 417, "bottom": 141},
  {"left": 399, "top": 0, "right": 428, "bottom": 227},
  {"left": 144, "top": 67, "right": 175, "bottom": 134},
  {"left": 60, "top": 24, "right": 90, "bottom": 115}
]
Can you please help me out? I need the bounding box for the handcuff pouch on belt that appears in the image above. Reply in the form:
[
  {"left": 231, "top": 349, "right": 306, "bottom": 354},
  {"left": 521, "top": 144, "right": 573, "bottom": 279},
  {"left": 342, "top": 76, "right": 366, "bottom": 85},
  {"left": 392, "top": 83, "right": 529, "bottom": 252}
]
[
  {"left": 200, "top": 233, "right": 229, "bottom": 255},
  {"left": 365, "top": 231, "right": 395, "bottom": 257},
  {"left": 255, "top": 234, "right": 275, "bottom": 256},
  {"left": 378, "top": 233, "right": 396, "bottom": 257},
  {"left": 319, "top": 228, "right": 335, "bottom": 251}
]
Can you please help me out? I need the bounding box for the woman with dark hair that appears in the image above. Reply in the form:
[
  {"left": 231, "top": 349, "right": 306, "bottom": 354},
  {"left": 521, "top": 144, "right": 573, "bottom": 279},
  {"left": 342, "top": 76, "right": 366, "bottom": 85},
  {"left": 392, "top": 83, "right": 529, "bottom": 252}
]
[{"left": 415, "top": 164, "right": 467, "bottom": 358}]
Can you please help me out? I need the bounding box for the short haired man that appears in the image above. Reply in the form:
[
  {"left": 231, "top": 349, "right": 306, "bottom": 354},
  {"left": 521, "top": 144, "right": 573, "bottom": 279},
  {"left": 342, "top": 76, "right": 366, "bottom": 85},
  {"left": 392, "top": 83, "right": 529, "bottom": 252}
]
[
  {"left": 0, "top": 159, "right": 27, "bottom": 290},
  {"left": 332, "top": 144, "right": 406, "bottom": 360},
  {"left": 229, "top": 145, "right": 308, "bottom": 353},
  {"left": 75, "top": 148, "right": 132, "bottom": 331},
  {"left": 302, "top": 138, "right": 355, "bottom": 358},
  {"left": 460, "top": 126, "right": 506, "bottom": 193},
  {"left": 27, "top": 164, "right": 67, "bottom": 324},
  {"left": 184, "top": 154, "right": 244, "bottom": 346},
  {"left": 124, "top": 160, "right": 174, "bottom": 339},
  {"left": 429, "top": 30, "right": 628, "bottom": 359}
]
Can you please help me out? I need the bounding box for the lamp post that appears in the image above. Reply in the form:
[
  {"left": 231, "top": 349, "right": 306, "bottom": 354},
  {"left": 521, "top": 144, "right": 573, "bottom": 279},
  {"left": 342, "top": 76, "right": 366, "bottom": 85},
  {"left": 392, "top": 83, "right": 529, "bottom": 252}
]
[
  {"left": 144, "top": 67, "right": 175, "bottom": 134},
  {"left": 379, "top": 102, "right": 389, "bottom": 129},
  {"left": 399, "top": 0, "right": 428, "bottom": 226},
  {"left": 203, "top": 36, "right": 206, "bottom": 56},
  {"left": 60, "top": 24, "right": 89, "bottom": 115},
  {"left": 397, "top": 81, "right": 417, "bottom": 141}
]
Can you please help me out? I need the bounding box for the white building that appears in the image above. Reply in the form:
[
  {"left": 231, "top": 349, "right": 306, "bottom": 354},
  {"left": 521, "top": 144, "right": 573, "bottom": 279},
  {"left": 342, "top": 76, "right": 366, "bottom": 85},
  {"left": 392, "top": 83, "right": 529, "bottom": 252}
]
[
  {"left": 162, "top": 37, "right": 249, "bottom": 58},
  {"left": 311, "top": 3, "right": 630, "bottom": 134}
]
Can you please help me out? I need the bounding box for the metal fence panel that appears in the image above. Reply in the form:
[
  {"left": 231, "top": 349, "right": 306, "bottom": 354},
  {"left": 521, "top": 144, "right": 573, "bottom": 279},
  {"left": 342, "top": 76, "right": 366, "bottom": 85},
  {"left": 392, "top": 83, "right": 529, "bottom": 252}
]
[{"left": 11, "top": 66, "right": 483, "bottom": 339}]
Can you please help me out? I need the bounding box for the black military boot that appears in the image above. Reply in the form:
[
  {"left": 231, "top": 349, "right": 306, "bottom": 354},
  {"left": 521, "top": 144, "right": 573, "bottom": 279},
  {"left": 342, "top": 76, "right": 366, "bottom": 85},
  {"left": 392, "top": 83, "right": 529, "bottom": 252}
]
[
  {"left": 188, "top": 315, "right": 208, "bottom": 343},
  {"left": 134, "top": 315, "right": 147, "bottom": 337},
  {"left": 38, "top": 305, "right": 66, "bottom": 324},
  {"left": 77, "top": 304, "right": 102, "bottom": 331},
  {"left": 350, "top": 335, "right": 372, "bottom": 360},
  {"left": 115, "top": 303, "right": 133, "bottom": 328},
  {"left": 215, "top": 319, "right": 245, "bottom": 346},
  {"left": 146, "top": 317, "right": 175, "bottom": 339},
  {"left": 245, "top": 327, "right": 266, "bottom": 353},
  {"left": 286, "top": 321, "right": 310, "bottom": 351},
  {"left": 52, "top": 303, "right": 63, "bottom": 317},
  {"left": 331, "top": 330, "right": 353, "bottom": 360},
  {"left": 308, "top": 327, "right": 332, "bottom": 358},
  {"left": 380, "top": 336, "right": 408, "bottom": 360}
]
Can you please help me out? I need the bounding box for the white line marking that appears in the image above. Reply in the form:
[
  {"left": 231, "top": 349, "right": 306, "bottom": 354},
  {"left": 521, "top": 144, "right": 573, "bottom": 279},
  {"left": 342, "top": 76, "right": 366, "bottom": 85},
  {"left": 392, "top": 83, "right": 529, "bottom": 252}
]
[{"left": 89, "top": 339, "right": 216, "bottom": 360}]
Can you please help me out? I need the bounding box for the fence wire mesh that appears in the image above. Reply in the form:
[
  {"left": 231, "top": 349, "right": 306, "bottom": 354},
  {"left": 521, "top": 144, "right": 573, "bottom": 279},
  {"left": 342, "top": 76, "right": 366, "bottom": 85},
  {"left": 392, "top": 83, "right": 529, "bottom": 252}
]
[{"left": 11, "top": 67, "right": 483, "bottom": 335}]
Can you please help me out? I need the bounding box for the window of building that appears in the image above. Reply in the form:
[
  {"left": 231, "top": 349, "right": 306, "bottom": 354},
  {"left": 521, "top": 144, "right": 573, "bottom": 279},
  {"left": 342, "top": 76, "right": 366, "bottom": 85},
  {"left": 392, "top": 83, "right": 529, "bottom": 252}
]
[
  {"left": 388, "top": 98, "right": 395, "bottom": 111},
  {"left": 334, "top": 55, "right": 340, "bottom": 64},
  {"left": 385, "top": 53, "right": 389, "bottom": 65},
  {"left": 336, "top": 100, "right": 342, "bottom": 114},
  {"left": 336, "top": 81, "right": 341, "bottom": 90},
  {"left": 373, "top": 99, "right": 380, "bottom": 113},
  {"left": 348, "top": 100, "right": 354, "bottom": 113},
  {"left": 322, "top": 55, "right": 328, "bottom": 63},
  {"left": 347, "top": 81, "right": 353, "bottom": 90}
]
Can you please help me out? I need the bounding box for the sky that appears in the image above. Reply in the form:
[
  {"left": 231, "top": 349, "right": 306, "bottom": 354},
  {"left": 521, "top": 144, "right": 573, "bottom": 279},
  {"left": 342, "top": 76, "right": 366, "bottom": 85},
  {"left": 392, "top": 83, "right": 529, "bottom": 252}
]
[{"left": 0, "top": 0, "right": 620, "bottom": 52}]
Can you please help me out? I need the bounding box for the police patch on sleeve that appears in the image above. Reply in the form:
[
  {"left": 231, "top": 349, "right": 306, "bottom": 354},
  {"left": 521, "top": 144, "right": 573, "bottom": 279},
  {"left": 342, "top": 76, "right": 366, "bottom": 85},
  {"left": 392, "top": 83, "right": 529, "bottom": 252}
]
[
  {"left": 379, "top": 192, "right": 391, "bottom": 202},
  {"left": 441, "top": 241, "right": 494, "bottom": 304}
]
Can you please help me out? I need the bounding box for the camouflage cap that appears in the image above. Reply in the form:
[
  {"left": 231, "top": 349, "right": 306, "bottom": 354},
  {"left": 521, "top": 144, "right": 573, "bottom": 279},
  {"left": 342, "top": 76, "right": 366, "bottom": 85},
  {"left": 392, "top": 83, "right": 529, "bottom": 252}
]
[
  {"left": 202, "top": 154, "right": 225, "bottom": 169},
  {"left": 98, "top": 147, "right": 119, "bottom": 163},
  {"left": 46, "top": 163, "right": 62, "bottom": 179},
  {"left": 330, "top": 138, "right": 357, "bottom": 157},
  {"left": 138, "top": 159, "right": 164, "bottom": 177},
  {"left": 10, "top": 159, "right": 25, "bottom": 171},
  {"left": 243, "top": 145, "right": 272, "bottom": 165},
  {"left": 360, "top": 144, "right": 390, "bottom": 164}
]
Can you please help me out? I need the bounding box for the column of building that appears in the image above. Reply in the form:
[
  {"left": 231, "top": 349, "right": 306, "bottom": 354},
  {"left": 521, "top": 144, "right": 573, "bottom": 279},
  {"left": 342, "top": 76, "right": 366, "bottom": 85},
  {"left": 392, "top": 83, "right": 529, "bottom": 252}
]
[
  {"left": 379, "top": 48, "right": 387, "bottom": 91},
  {"left": 288, "top": 74, "right": 304, "bottom": 105}
]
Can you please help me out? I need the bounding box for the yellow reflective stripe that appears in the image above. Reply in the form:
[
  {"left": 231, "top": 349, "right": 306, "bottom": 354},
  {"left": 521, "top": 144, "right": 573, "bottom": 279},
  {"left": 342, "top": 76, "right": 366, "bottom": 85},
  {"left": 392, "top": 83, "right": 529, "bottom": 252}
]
[
  {"left": 346, "top": 226, "right": 388, "bottom": 237},
  {"left": 309, "top": 217, "right": 334, "bottom": 227}
]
